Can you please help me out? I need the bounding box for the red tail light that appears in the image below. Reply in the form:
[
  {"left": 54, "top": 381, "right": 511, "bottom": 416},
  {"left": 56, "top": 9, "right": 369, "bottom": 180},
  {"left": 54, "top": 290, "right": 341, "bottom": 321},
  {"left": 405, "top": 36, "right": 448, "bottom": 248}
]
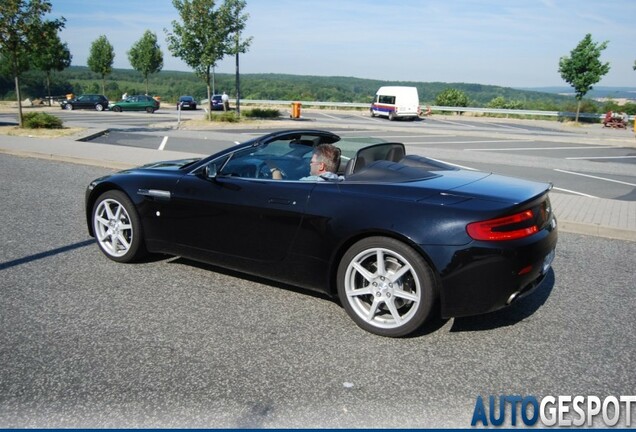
[{"left": 467, "top": 209, "right": 539, "bottom": 241}]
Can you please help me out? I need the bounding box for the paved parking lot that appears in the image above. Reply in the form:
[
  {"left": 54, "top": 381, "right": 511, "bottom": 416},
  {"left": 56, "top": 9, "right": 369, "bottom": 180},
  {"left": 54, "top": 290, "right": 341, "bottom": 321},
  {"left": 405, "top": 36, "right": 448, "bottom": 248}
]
[{"left": 0, "top": 148, "right": 635, "bottom": 427}]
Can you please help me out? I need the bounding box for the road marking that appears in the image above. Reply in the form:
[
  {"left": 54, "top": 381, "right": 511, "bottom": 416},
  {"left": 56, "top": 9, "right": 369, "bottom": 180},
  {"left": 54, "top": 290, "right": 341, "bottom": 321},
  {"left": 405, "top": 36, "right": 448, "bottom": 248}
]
[
  {"left": 552, "top": 187, "right": 598, "bottom": 198},
  {"left": 318, "top": 112, "right": 341, "bottom": 120},
  {"left": 158, "top": 136, "right": 168, "bottom": 151},
  {"left": 433, "top": 118, "right": 479, "bottom": 128},
  {"left": 554, "top": 169, "right": 636, "bottom": 187},
  {"left": 566, "top": 155, "right": 636, "bottom": 160},
  {"left": 467, "top": 145, "right": 611, "bottom": 151},
  {"left": 408, "top": 139, "right": 531, "bottom": 145}
]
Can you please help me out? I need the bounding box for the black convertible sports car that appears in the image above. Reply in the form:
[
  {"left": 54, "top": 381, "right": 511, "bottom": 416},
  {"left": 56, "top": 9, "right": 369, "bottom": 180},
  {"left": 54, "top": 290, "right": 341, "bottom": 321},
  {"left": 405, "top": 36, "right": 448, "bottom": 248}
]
[{"left": 86, "top": 129, "right": 557, "bottom": 337}]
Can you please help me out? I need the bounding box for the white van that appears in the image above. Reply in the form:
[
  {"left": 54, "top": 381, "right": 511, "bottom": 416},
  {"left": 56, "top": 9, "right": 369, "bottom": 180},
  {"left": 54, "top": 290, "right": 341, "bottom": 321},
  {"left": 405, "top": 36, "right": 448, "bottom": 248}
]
[{"left": 370, "top": 86, "right": 420, "bottom": 120}]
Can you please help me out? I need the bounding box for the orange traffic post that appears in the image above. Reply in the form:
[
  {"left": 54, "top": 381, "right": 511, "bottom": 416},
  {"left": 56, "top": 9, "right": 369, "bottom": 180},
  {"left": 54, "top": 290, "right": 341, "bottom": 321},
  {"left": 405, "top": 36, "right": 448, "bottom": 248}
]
[{"left": 291, "top": 101, "right": 302, "bottom": 119}]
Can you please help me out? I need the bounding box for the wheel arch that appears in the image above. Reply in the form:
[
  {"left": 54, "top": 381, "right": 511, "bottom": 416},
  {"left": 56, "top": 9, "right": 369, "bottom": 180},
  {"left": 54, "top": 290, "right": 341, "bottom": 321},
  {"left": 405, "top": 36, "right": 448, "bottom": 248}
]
[
  {"left": 85, "top": 183, "right": 134, "bottom": 237},
  {"left": 326, "top": 229, "right": 442, "bottom": 299}
]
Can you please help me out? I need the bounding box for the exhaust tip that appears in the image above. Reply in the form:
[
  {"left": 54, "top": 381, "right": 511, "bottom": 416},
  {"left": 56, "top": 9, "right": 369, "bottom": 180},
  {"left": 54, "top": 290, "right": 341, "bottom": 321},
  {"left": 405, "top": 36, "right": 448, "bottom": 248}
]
[{"left": 506, "top": 292, "right": 520, "bottom": 305}]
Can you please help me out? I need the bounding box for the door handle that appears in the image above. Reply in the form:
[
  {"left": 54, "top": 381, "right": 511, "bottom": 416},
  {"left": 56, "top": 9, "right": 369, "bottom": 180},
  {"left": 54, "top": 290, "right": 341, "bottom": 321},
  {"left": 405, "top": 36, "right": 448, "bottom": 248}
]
[{"left": 268, "top": 198, "right": 296, "bottom": 206}]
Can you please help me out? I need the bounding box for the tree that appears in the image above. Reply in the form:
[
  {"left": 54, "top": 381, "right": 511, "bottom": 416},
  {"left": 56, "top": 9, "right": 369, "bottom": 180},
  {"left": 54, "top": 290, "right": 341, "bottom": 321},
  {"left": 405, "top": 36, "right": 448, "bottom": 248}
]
[
  {"left": 0, "top": 0, "right": 64, "bottom": 126},
  {"left": 32, "top": 23, "right": 71, "bottom": 105},
  {"left": 166, "top": 0, "right": 239, "bottom": 114},
  {"left": 128, "top": 30, "right": 163, "bottom": 95},
  {"left": 87, "top": 35, "right": 115, "bottom": 95},
  {"left": 558, "top": 34, "right": 610, "bottom": 122},
  {"left": 435, "top": 88, "right": 469, "bottom": 109}
]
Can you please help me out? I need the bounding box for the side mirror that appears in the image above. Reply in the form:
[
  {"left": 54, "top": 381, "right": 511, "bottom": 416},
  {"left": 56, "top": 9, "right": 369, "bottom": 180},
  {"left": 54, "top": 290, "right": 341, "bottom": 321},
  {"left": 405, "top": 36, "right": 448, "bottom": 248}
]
[{"left": 204, "top": 163, "right": 218, "bottom": 180}]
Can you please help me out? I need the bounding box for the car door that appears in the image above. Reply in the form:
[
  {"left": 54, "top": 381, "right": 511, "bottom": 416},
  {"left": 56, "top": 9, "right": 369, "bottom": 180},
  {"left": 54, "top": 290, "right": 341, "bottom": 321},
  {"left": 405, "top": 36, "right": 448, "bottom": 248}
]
[
  {"left": 75, "top": 95, "right": 91, "bottom": 109},
  {"left": 166, "top": 170, "right": 313, "bottom": 264}
]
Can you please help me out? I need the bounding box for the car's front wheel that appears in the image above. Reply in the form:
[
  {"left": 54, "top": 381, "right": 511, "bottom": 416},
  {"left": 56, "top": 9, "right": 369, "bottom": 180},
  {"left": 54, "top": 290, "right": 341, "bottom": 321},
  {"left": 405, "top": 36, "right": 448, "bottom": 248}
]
[
  {"left": 64, "top": 104, "right": 73, "bottom": 110},
  {"left": 92, "top": 190, "right": 146, "bottom": 263},
  {"left": 337, "top": 237, "right": 436, "bottom": 337}
]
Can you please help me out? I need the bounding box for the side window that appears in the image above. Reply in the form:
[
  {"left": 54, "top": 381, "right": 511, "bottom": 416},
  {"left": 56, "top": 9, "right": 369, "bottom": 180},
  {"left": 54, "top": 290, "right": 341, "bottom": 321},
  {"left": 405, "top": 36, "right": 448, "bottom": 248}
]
[{"left": 379, "top": 95, "right": 396, "bottom": 104}]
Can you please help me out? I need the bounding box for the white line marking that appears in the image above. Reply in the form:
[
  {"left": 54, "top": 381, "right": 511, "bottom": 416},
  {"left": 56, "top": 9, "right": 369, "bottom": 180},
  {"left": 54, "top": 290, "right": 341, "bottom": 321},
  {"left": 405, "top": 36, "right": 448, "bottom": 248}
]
[
  {"left": 158, "top": 136, "right": 168, "bottom": 151},
  {"left": 554, "top": 169, "right": 636, "bottom": 187},
  {"left": 552, "top": 187, "right": 598, "bottom": 198},
  {"left": 467, "top": 145, "right": 611, "bottom": 151},
  {"left": 566, "top": 155, "right": 636, "bottom": 160},
  {"left": 408, "top": 139, "right": 531, "bottom": 145},
  {"left": 318, "top": 112, "right": 341, "bottom": 120}
]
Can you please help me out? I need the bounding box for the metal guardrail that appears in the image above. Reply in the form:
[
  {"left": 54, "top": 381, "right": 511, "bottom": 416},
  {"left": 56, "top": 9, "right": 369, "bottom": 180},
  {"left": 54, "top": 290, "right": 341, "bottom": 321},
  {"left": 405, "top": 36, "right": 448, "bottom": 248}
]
[{"left": 239, "top": 99, "right": 635, "bottom": 121}]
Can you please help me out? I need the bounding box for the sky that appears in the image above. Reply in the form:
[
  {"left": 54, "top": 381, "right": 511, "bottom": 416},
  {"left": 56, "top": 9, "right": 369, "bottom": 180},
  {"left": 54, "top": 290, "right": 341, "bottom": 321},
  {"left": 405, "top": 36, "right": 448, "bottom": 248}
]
[{"left": 52, "top": 0, "right": 636, "bottom": 88}]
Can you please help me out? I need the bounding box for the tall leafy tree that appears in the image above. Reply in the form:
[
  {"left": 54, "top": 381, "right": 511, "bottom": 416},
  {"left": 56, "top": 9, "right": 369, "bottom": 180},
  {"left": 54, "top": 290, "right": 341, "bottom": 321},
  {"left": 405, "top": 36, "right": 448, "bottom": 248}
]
[
  {"left": 87, "top": 35, "right": 115, "bottom": 95},
  {"left": 0, "top": 0, "right": 64, "bottom": 126},
  {"left": 558, "top": 34, "right": 610, "bottom": 122},
  {"left": 32, "top": 23, "right": 72, "bottom": 105},
  {"left": 128, "top": 30, "right": 163, "bottom": 95},
  {"left": 166, "top": 0, "right": 238, "bottom": 113}
]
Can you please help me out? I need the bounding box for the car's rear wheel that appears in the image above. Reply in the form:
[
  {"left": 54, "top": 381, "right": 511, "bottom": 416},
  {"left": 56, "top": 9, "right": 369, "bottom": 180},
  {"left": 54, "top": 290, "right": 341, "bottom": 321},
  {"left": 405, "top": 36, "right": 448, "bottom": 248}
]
[
  {"left": 337, "top": 237, "right": 436, "bottom": 337},
  {"left": 92, "top": 190, "right": 146, "bottom": 263},
  {"left": 64, "top": 104, "right": 73, "bottom": 110},
  {"left": 112, "top": 106, "right": 122, "bottom": 112},
  {"left": 389, "top": 111, "right": 396, "bottom": 121},
  {"left": 95, "top": 104, "right": 104, "bottom": 111},
  {"left": 146, "top": 107, "right": 155, "bottom": 113}
]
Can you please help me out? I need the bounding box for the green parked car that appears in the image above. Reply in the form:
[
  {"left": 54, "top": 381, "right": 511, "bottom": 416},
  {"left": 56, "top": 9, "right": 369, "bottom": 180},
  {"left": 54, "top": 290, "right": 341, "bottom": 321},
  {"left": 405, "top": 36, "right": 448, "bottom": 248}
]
[{"left": 110, "top": 95, "right": 160, "bottom": 113}]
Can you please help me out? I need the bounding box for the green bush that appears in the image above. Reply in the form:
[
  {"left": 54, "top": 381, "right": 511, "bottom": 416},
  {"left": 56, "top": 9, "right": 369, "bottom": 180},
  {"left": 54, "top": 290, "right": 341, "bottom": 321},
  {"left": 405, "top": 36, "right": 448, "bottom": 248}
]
[
  {"left": 22, "top": 112, "right": 64, "bottom": 129},
  {"left": 243, "top": 108, "right": 281, "bottom": 118},
  {"left": 208, "top": 111, "right": 240, "bottom": 122}
]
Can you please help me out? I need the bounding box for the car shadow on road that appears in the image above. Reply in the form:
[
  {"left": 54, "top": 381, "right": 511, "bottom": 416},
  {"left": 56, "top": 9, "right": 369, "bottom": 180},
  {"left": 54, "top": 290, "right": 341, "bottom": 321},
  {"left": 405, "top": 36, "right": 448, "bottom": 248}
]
[{"left": 449, "top": 269, "right": 556, "bottom": 332}]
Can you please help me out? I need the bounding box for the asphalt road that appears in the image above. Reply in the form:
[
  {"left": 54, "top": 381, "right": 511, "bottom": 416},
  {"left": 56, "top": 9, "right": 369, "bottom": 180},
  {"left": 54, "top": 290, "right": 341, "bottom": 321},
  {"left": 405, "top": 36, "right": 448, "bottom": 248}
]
[{"left": 1, "top": 154, "right": 635, "bottom": 428}]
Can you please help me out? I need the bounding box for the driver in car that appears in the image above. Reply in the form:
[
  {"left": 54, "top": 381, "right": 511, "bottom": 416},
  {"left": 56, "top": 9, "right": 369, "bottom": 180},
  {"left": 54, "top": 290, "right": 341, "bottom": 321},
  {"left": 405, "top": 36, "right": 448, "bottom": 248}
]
[{"left": 300, "top": 144, "right": 343, "bottom": 181}]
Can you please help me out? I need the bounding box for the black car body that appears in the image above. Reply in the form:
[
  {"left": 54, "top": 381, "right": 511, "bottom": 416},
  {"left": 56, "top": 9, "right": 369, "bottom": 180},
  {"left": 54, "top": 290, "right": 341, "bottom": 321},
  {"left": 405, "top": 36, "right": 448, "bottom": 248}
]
[
  {"left": 85, "top": 129, "right": 557, "bottom": 337},
  {"left": 178, "top": 95, "right": 197, "bottom": 110},
  {"left": 60, "top": 94, "right": 109, "bottom": 111}
]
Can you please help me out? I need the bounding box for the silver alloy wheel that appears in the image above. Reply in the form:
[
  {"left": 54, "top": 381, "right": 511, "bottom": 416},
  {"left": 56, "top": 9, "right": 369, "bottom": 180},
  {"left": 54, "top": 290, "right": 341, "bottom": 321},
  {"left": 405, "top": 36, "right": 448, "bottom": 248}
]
[
  {"left": 93, "top": 198, "right": 134, "bottom": 258},
  {"left": 343, "top": 247, "right": 421, "bottom": 330},
  {"left": 95, "top": 104, "right": 104, "bottom": 111},
  {"left": 64, "top": 104, "right": 73, "bottom": 110}
]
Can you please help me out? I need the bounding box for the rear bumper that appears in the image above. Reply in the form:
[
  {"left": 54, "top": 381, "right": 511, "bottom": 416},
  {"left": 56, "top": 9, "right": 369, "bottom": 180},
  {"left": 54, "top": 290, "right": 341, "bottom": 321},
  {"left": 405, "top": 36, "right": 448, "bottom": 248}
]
[{"left": 430, "top": 222, "right": 558, "bottom": 318}]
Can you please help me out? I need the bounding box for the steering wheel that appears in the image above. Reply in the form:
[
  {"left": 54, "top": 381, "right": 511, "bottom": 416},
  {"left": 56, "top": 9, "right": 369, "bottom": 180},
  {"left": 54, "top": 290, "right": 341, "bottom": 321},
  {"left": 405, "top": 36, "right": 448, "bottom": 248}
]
[{"left": 259, "top": 161, "right": 286, "bottom": 179}]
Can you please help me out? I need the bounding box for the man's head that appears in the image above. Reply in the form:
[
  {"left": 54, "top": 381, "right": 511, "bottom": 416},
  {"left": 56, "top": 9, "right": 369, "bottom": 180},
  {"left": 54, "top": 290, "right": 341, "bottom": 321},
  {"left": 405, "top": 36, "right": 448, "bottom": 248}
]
[{"left": 309, "top": 144, "right": 341, "bottom": 176}]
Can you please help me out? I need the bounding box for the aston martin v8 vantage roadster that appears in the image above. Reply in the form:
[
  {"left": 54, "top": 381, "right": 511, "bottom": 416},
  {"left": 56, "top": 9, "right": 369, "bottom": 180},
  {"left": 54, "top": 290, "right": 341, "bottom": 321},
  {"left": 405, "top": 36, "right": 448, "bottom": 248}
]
[{"left": 85, "top": 129, "right": 557, "bottom": 337}]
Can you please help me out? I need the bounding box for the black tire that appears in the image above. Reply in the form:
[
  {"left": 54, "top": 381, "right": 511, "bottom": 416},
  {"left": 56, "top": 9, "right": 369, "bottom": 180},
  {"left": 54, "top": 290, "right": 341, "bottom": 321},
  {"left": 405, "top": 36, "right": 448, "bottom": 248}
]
[
  {"left": 64, "top": 104, "right": 73, "bottom": 111},
  {"left": 95, "top": 104, "right": 104, "bottom": 111},
  {"left": 337, "top": 236, "right": 436, "bottom": 337},
  {"left": 370, "top": 109, "right": 376, "bottom": 118},
  {"left": 112, "top": 105, "right": 122, "bottom": 113},
  {"left": 146, "top": 107, "right": 155, "bottom": 113},
  {"left": 91, "top": 190, "right": 146, "bottom": 263},
  {"left": 388, "top": 111, "right": 396, "bottom": 121}
]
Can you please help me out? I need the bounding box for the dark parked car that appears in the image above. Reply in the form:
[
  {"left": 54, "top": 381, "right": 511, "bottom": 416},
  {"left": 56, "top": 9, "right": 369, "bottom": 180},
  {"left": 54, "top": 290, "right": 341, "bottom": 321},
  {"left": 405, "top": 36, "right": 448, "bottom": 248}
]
[
  {"left": 210, "top": 94, "right": 224, "bottom": 110},
  {"left": 177, "top": 95, "right": 197, "bottom": 110},
  {"left": 60, "top": 94, "right": 109, "bottom": 111},
  {"left": 85, "top": 129, "right": 557, "bottom": 337},
  {"left": 110, "top": 95, "right": 160, "bottom": 113}
]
